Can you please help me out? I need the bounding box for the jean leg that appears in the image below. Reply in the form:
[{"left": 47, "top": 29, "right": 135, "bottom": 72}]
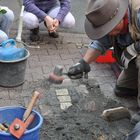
[
  {"left": 23, "top": 11, "right": 39, "bottom": 29},
  {"left": 0, "top": 8, "right": 14, "bottom": 36}
]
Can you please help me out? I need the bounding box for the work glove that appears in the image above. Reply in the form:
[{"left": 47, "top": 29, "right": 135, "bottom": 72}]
[{"left": 67, "top": 59, "right": 91, "bottom": 79}]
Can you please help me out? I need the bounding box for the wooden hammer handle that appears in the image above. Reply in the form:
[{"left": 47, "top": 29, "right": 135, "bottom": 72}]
[
  {"left": 23, "top": 91, "right": 40, "bottom": 121},
  {"left": 24, "top": 113, "right": 35, "bottom": 128}
]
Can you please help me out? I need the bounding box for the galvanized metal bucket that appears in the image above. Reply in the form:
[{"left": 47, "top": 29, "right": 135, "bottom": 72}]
[{"left": 0, "top": 48, "right": 30, "bottom": 87}]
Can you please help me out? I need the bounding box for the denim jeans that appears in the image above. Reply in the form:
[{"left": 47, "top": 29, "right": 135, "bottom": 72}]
[{"left": 0, "top": 7, "right": 14, "bottom": 43}]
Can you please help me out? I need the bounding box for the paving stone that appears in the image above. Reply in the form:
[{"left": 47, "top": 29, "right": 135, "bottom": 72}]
[
  {"left": 29, "top": 49, "right": 48, "bottom": 55},
  {"left": 60, "top": 53, "right": 82, "bottom": 60},
  {"left": 29, "top": 61, "right": 52, "bottom": 69},
  {"left": 75, "top": 85, "right": 89, "bottom": 95},
  {"left": 28, "top": 55, "right": 39, "bottom": 61},
  {"left": 0, "top": 90, "right": 9, "bottom": 99},
  {"left": 42, "top": 66, "right": 54, "bottom": 74},
  {"left": 32, "top": 73, "right": 44, "bottom": 81},
  {"left": 0, "top": 99, "right": 21, "bottom": 106},
  {"left": 39, "top": 54, "right": 61, "bottom": 61},
  {"left": 25, "top": 73, "right": 33, "bottom": 81},
  {"left": 27, "top": 67, "right": 43, "bottom": 74},
  {"left": 60, "top": 102, "right": 72, "bottom": 110},
  {"left": 55, "top": 89, "right": 69, "bottom": 96},
  {"left": 48, "top": 48, "right": 69, "bottom": 55},
  {"left": 57, "top": 95, "right": 71, "bottom": 103},
  {"left": 51, "top": 59, "right": 74, "bottom": 66}
]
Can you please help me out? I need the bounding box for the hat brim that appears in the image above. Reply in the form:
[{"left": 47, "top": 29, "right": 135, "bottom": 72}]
[{"left": 84, "top": 0, "right": 129, "bottom": 40}]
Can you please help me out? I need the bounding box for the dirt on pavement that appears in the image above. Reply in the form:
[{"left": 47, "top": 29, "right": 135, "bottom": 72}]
[{"left": 27, "top": 78, "right": 134, "bottom": 140}]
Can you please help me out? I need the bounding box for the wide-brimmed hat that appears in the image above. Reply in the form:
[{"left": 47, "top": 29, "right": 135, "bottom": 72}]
[{"left": 84, "top": 0, "right": 129, "bottom": 40}]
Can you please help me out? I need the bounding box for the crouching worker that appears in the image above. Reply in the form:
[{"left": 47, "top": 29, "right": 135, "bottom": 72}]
[
  {"left": 68, "top": 0, "right": 140, "bottom": 113},
  {"left": 0, "top": 6, "right": 14, "bottom": 43},
  {"left": 23, "top": 0, "right": 75, "bottom": 41}
]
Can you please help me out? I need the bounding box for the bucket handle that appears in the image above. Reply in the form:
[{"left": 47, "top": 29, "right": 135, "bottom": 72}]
[{"left": 0, "top": 39, "right": 16, "bottom": 48}]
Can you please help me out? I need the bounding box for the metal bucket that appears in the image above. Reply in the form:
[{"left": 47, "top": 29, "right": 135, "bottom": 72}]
[{"left": 0, "top": 48, "right": 30, "bottom": 87}]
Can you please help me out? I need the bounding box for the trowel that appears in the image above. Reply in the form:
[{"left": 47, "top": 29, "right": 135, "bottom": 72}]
[{"left": 9, "top": 90, "right": 40, "bottom": 139}]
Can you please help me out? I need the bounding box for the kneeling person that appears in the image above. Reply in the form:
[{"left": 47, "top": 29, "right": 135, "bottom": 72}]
[{"left": 23, "top": 0, "right": 75, "bottom": 41}]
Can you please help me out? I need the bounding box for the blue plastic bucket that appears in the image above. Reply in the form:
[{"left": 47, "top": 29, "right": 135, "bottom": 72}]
[{"left": 0, "top": 106, "right": 43, "bottom": 140}]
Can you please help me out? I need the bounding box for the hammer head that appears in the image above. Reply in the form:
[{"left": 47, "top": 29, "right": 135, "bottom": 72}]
[{"left": 48, "top": 65, "right": 65, "bottom": 84}]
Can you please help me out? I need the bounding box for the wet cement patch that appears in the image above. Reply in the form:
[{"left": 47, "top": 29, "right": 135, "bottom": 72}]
[{"left": 22, "top": 78, "right": 134, "bottom": 140}]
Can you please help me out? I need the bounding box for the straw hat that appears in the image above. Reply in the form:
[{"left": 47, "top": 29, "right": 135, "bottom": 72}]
[{"left": 84, "top": 0, "right": 129, "bottom": 39}]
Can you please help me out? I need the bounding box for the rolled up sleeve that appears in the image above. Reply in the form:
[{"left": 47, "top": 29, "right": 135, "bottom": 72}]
[{"left": 89, "top": 35, "right": 113, "bottom": 54}]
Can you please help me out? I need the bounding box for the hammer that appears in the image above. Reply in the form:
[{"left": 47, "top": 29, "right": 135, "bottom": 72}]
[
  {"left": 48, "top": 65, "right": 88, "bottom": 84},
  {"left": 48, "top": 65, "right": 65, "bottom": 84}
]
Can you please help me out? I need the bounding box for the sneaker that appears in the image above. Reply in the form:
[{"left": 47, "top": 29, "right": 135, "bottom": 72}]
[
  {"left": 48, "top": 31, "right": 59, "bottom": 38},
  {"left": 30, "top": 27, "right": 40, "bottom": 41},
  {"left": 114, "top": 85, "right": 138, "bottom": 97}
]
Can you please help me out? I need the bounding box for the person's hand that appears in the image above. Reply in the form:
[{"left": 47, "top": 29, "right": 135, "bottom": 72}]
[
  {"left": 44, "top": 16, "right": 55, "bottom": 32},
  {"left": 67, "top": 59, "right": 91, "bottom": 79},
  {"left": 53, "top": 19, "right": 60, "bottom": 31}
]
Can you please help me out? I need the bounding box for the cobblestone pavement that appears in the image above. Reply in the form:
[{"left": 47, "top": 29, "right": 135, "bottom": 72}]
[{"left": 0, "top": 31, "right": 137, "bottom": 139}]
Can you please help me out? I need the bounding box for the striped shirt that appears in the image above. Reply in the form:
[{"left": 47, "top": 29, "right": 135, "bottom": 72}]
[{"left": 23, "top": 0, "right": 71, "bottom": 22}]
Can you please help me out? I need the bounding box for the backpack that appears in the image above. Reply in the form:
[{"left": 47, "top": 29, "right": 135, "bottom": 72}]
[{"left": 129, "top": 0, "right": 140, "bottom": 41}]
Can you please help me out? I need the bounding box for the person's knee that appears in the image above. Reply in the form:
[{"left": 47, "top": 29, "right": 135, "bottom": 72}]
[
  {"left": 0, "top": 30, "right": 8, "bottom": 43},
  {"left": 23, "top": 12, "right": 39, "bottom": 29},
  {"left": 66, "top": 17, "right": 75, "bottom": 28},
  {"left": 61, "top": 13, "right": 75, "bottom": 28}
]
